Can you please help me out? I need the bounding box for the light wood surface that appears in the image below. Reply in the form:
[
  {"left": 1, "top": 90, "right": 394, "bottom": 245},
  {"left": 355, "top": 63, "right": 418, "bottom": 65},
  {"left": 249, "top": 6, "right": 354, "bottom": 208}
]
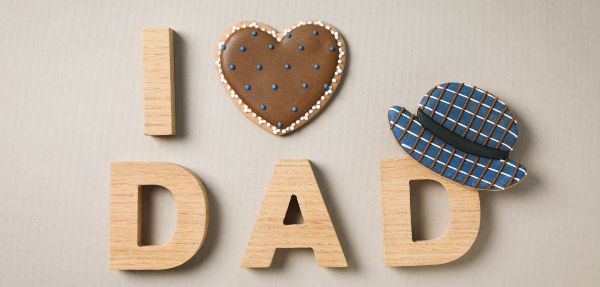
[
  {"left": 380, "top": 157, "right": 480, "bottom": 266},
  {"left": 241, "top": 160, "right": 347, "bottom": 268},
  {"left": 142, "top": 28, "right": 176, "bottom": 136},
  {"left": 109, "top": 162, "right": 208, "bottom": 270}
]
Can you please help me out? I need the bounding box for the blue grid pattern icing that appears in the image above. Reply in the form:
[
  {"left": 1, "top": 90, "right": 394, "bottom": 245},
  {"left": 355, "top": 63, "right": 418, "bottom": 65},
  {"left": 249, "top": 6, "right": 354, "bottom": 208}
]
[
  {"left": 388, "top": 105, "right": 527, "bottom": 191},
  {"left": 418, "top": 83, "right": 519, "bottom": 152}
]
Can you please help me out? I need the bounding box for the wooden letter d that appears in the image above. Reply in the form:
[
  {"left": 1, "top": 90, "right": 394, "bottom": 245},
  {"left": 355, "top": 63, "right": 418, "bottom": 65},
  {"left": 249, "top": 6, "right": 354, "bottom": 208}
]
[
  {"left": 380, "top": 157, "right": 480, "bottom": 266},
  {"left": 109, "top": 162, "right": 208, "bottom": 270}
]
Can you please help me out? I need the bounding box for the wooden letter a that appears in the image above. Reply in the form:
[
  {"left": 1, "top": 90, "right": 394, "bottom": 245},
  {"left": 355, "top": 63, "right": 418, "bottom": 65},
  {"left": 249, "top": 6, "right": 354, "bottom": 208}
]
[
  {"left": 380, "top": 157, "right": 480, "bottom": 266},
  {"left": 241, "top": 160, "right": 347, "bottom": 268}
]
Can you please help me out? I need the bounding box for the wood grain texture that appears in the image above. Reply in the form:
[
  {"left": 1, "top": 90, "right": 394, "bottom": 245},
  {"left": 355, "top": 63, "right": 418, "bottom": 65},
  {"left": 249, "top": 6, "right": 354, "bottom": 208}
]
[
  {"left": 109, "top": 162, "right": 208, "bottom": 270},
  {"left": 380, "top": 157, "right": 480, "bottom": 266},
  {"left": 142, "top": 28, "right": 175, "bottom": 136},
  {"left": 241, "top": 160, "right": 347, "bottom": 268}
]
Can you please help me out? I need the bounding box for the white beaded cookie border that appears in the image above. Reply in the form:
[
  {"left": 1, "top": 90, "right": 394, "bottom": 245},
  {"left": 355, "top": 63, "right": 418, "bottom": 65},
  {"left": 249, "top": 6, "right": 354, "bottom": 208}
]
[{"left": 215, "top": 21, "right": 347, "bottom": 135}]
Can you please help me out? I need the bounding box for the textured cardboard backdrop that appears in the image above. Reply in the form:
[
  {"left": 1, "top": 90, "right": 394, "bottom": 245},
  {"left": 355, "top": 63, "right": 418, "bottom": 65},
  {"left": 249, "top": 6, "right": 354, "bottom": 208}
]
[{"left": 1, "top": 0, "right": 599, "bottom": 286}]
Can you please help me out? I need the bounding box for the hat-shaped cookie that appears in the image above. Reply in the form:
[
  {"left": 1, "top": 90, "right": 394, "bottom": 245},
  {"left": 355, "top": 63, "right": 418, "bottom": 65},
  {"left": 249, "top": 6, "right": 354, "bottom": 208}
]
[{"left": 388, "top": 82, "right": 527, "bottom": 191}]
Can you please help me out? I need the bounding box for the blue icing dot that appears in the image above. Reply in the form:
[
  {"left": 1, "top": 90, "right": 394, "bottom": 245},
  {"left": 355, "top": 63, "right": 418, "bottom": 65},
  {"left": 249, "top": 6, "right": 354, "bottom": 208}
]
[
  {"left": 313, "top": 64, "right": 320, "bottom": 69},
  {"left": 220, "top": 44, "right": 226, "bottom": 50},
  {"left": 256, "top": 64, "right": 262, "bottom": 70},
  {"left": 239, "top": 45, "right": 246, "bottom": 52},
  {"left": 251, "top": 31, "right": 257, "bottom": 36},
  {"left": 298, "top": 45, "right": 304, "bottom": 51},
  {"left": 229, "top": 64, "right": 235, "bottom": 70},
  {"left": 284, "top": 63, "right": 291, "bottom": 69},
  {"left": 292, "top": 106, "right": 298, "bottom": 112},
  {"left": 323, "top": 83, "right": 329, "bottom": 89},
  {"left": 268, "top": 43, "right": 274, "bottom": 49},
  {"left": 272, "top": 83, "right": 278, "bottom": 90},
  {"left": 244, "top": 84, "right": 251, "bottom": 91},
  {"left": 287, "top": 33, "right": 292, "bottom": 38},
  {"left": 313, "top": 30, "right": 318, "bottom": 35},
  {"left": 260, "top": 103, "right": 267, "bottom": 110},
  {"left": 302, "top": 82, "right": 308, "bottom": 89},
  {"left": 277, "top": 121, "right": 283, "bottom": 128},
  {"left": 329, "top": 46, "right": 335, "bottom": 52}
]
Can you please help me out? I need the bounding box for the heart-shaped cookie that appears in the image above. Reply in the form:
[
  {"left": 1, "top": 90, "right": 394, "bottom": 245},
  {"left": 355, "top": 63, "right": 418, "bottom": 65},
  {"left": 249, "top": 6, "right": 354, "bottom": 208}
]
[{"left": 215, "top": 21, "right": 346, "bottom": 135}]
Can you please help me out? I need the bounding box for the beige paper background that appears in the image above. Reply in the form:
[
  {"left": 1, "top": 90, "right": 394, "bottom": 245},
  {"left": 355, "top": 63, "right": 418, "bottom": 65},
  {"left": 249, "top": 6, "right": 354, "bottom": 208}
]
[{"left": 1, "top": 0, "right": 599, "bottom": 285}]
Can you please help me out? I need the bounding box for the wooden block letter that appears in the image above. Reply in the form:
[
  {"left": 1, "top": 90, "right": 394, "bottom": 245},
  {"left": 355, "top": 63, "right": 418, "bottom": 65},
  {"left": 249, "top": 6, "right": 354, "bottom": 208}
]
[
  {"left": 380, "top": 157, "right": 480, "bottom": 266},
  {"left": 142, "top": 28, "right": 175, "bottom": 136},
  {"left": 110, "top": 162, "right": 208, "bottom": 270},
  {"left": 241, "top": 160, "right": 347, "bottom": 268}
]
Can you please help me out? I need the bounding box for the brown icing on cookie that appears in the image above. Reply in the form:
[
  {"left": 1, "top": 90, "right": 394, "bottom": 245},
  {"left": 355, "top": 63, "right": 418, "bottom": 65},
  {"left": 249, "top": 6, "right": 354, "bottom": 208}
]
[{"left": 216, "top": 21, "right": 346, "bottom": 135}]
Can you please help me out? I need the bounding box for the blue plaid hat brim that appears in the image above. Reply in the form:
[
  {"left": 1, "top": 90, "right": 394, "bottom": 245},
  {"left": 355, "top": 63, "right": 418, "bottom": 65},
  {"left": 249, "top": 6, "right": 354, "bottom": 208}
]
[{"left": 388, "top": 105, "right": 527, "bottom": 191}]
